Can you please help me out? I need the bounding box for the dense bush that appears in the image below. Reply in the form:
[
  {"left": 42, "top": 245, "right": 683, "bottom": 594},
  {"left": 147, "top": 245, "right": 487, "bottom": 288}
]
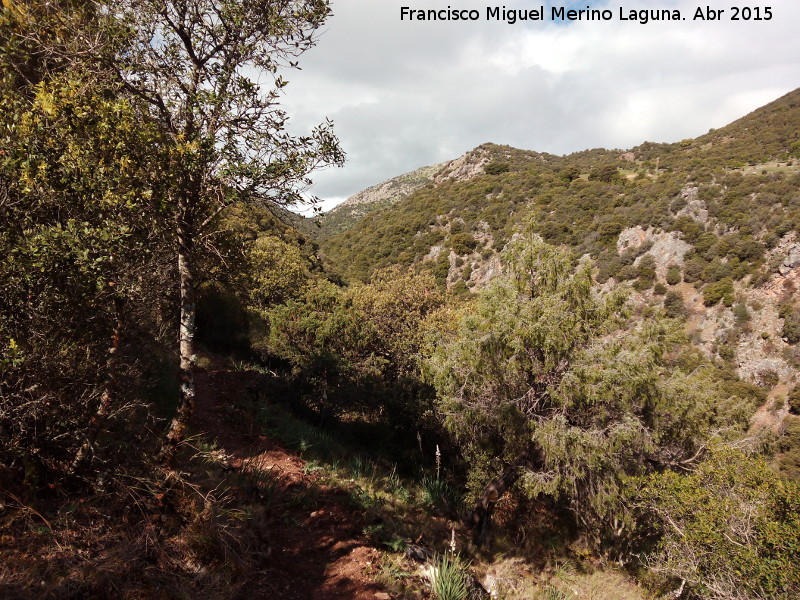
[
  {"left": 782, "top": 308, "right": 800, "bottom": 344},
  {"left": 449, "top": 232, "right": 479, "bottom": 255},
  {"left": 665, "top": 264, "right": 682, "bottom": 285},
  {"left": 663, "top": 290, "right": 686, "bottom": 318},
  {"left": 637, "top": 447, "right": 800, "bottom": 600},
  {"left": 423, "top": 235, "right": 745, "bottom": 548},
  {"left": 789, "top": 385, "right": 800, "bottom": 414},
  {"left": 703, "top": 278, "right": 734, "bottom": 306}
]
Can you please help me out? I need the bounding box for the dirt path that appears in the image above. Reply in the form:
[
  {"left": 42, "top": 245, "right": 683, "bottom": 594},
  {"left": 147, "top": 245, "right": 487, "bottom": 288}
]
[{"left": 190, "top": 370, "right": 391, "bottom": 600}]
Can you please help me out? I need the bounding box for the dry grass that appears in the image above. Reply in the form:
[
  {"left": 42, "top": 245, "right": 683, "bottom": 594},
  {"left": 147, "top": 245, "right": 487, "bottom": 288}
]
[
  {"left": 477, "top": 556, "right": 650, "bottom": 600},
  {"left": 0, "top": 466, "right": 266, "bottom": 600}
]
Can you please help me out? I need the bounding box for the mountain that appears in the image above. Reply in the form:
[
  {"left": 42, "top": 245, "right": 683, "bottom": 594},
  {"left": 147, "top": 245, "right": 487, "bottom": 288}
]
[
  {"left": 314, "top": 88, "right": 800, "bottom": 418},
  {"left": 317, "top": 161, "right": 447, "bottom": 237}
]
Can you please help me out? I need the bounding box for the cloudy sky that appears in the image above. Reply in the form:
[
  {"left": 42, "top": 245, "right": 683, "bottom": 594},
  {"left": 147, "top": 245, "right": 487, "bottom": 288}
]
[{"left": 281, "top": 0, "right": 800, "bottom": 212}]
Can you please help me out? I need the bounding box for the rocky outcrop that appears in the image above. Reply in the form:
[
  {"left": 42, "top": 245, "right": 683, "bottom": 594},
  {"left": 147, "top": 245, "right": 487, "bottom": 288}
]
[
  {"left": 779, "top": 243, "right": 800, "bottom": 275},
  {"left": 336, "top": 162, "right": 445, "bottom": 210},
  {"left": 434, "top": 148, "right": 489, "bottom": 184},
  {"left": 618, "top": 226, "right": 692, "bottom": 278},
  {"left": 675, "top": 186, "right": 709, "bottom": 223},
  {"left": 469, "top": 253, "right": 503, "bottom": 289},
  {"left": 644, "top": 235, "right": 693, "bottom": 278},
  {"left": 617, "top": 226, "right": 653, "bottom": 253}
]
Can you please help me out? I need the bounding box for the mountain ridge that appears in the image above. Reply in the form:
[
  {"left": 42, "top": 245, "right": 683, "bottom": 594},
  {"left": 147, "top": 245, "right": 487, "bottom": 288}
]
[
  {"left": 318, "top": 87, "right": 800, "bottom": 241},
  {"left": 314, "top": 87, "right": 800, "bottom": 410}
]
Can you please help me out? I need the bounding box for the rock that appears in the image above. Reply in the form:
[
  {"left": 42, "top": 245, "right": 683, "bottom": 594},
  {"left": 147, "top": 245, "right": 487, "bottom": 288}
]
[
  {"left": 620, "top": 227, "right": 691, "bottom": 277},
  {"left": 374, "top": 593, "right": 391, "bottom": 600},
  {"left": 675, "top": 186, "right": 708, "bottom": 223},
  {"left": 617, "top": 226, "right": 653, "bottom": 254},
  {"left": 434, "top": 148, "right": 490, "bottom": 184},
  {"left": 405, "top": 543, "right": 432, "bottom": 562},
  {"left": 642, "top": 233, "right": 692, "bottom": 277},
  {"left": 470, "top": 253, "right": 502, "bottom": 289},
  {"left": 779, "top": 243, "right": 800, "bottom": 275},
  {"left": 424, "top": 244, "right": 444, "bottom": 262}
]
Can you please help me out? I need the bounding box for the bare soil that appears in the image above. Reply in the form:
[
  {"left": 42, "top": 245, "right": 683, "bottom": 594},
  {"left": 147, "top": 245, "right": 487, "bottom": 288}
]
[{"left": 191, "top": 370, "right": 391, "bottom": 600}]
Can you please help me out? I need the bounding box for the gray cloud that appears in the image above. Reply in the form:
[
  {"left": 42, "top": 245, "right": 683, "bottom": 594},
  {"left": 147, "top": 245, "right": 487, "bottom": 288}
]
[{"left": 281, "top": 0, "right": 800, "bottom": 210}]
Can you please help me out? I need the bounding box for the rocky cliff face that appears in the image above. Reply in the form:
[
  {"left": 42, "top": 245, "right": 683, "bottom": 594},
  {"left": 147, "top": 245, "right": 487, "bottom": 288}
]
[
  {"left": 319, "top": 148, "right": 491, "bottom": 237},
  {"left": 622, "top": 229, "right": 800, "bottom": 393},
  {"left": 617, "top": 225, "right": 692, "bottom": 278}
]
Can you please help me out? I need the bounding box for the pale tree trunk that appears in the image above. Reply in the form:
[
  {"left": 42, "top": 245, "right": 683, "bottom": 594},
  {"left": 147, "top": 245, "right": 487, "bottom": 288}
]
[{"left": 159, "top": 225, "right": 196, "bottom": 467}]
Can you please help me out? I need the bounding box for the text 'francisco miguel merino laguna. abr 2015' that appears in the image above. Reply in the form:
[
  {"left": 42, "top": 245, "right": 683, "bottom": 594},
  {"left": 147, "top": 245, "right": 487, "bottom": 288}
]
[{"left": 399, "top": 6, "right": 774, "bottom": 24}]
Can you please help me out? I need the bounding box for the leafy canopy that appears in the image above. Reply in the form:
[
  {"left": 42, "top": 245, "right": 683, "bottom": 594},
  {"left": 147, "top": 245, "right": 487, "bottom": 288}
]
[{"left": 424, "top": 234, "right": 746, "bottom": 534}]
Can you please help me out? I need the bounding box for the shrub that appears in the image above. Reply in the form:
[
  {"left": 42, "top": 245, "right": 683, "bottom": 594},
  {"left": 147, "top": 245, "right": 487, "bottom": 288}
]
[
  {"left": 789, "top": 386, "right": 800, "bottom": 415},
  {"left": 718, "top": 344, "right": 736, "bottom": 362},
  {"left": 666, "top": 264, "right": 682, "bottom": 285},
  {"left": 733, "top": 302, "right": 751, "bottom": 325},
  {"left": 682, "top": 257, "right": 705, "bottom": 283},
  {"left": 588, "top": 164, "right": 621, "bottom": 183},
  {"left": 638, "top": 448, "right": 800, "bottom": 600},
  {"left": 485, "top": 162, "right": 510, "bottom": 175},
  {"left": 449, "top": 232, "right": 478, "bottom": 255},
  {"left": 664, "top": 290, "right": 686, "bottom": 318},
  {"left": 595, "top": 253, "right": 623, "bottom": 282},
  {"left": 703, "top": 278, "right": 734, "bottom": 306},
  {"left": 617, "top": 264, "right": 638, "bottom": 281},
  {"left": 427, "top": 553, "right": 470, "bottom": 600},
  {"left": 783, "top": 309, "right": 800, "bottom": 344}
]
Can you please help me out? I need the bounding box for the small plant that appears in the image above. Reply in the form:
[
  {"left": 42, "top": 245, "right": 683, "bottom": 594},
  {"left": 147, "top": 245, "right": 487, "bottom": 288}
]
[
  {"left": 543, "top": 585, "right": 570, "bottom": 600},
  {"left": 348, "top": 455, "right": 372, "bottom": 480},
  {"left": 421, "top": 474, "right": 452, "bottom": 507},
  {"left": 427, "top": 552, "right": 470, "bottom": 600},
  {"left": 383, "top": 535, "right": 407, "bottom": 553},
  {"left": 238, "top": 457, "right": 281, "bottom": 510}
]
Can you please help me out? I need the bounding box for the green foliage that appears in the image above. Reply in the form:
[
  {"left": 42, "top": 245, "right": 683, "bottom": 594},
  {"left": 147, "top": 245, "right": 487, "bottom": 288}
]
[
  {"left": 789, "top": 385, "right": 800, "bottom": 414},
  {"left": 350, "top": 267, "right": 445, "bottom": 376},
  {"left": 588, "top": 164, "right": 622, "bottom": 183},
  {"left": 448, "top": 232, "right": 478, "bottom": 255},
  {"left": 733, "top": 301, "right": 751, "bottom": 325},
  {"left": 633, "top": 255, "right": 656, "bottom": 290},
  {"left": 782, "top": 308, "right": 800, "bottom": 344},
  {"left": 560, "top": 166, "right": 581, "bottom": 182},
  {"left": 702, "top": 278, "right": 734, "bottom": 307},
  {"left": 424, "top": 235, "right": 739, "bottom": 539},
  {"left": 247, "top": 235, "right": 313, "bottom": 308},
  {"left": 261, "top": 279, "right": 380, "bottom": 391},
  {"left": 263, "top": 268, "right": 444, "bottom": 422},
  {"left": 420, "top": 475, "right": 457, "bottom": 508},
  {"left": 485, "top": 162, "right": 510, "bottom": 175},
  {"left": 636, "top": 447, "right": 800, "bottom": 600},
  {"left": 665, "top": 264, "right": 682, "bottom": 286},
  {"left": 0, "top": 5, "right": 171, "bottom": 482},
  {"left": 778, "top": 418, "right": 800, "bottom": 479},
  {"left": 427, "top": 553, "right": 470, "bottom": 600}
]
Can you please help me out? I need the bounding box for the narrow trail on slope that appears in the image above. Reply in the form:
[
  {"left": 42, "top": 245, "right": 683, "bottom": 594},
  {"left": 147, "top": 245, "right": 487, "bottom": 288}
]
[{"left": 190, "top": 369, "right": 391, "bottom": 600}]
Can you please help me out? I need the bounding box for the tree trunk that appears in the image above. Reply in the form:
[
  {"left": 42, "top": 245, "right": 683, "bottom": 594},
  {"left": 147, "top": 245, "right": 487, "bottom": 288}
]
[
  {"left": 159, "top": 228, "right": 196, "bottom": 467},
  {"left": 467, "top": 464, "right": 524, "bottom": 547}
]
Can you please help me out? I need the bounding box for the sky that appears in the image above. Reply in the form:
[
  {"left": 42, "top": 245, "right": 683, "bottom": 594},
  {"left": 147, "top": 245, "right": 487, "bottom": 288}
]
[{"left": 280, "top": 0, "right": 800, "bottom": 212}]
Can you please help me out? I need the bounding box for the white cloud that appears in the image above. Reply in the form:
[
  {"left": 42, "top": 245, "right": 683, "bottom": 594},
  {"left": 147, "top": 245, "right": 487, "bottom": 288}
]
[{"left": 279, "top": 0, "right": 800, "bottom": 209}]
